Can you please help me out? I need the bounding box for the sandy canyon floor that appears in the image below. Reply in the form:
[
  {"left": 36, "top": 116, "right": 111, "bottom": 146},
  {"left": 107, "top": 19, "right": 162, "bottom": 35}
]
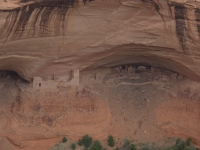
[{"left": 0, "top": 66, "right": 199, "bottom": 150}]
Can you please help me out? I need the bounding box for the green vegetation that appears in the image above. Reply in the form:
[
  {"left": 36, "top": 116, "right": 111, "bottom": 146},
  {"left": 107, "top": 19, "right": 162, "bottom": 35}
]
[
  {"left": 80, "top": 134, "right": 93, "bottom": 148},
  {"left": 72, "top": 143, "right": 76, "bottom": 150},
  {"left": 78, "top": 139, "right": 83, "bottom": 146},
  {"left": 123, "top": 139, "right": 130, "bottom": 147},
  {"left": 130, "top": 144, "right": 137, "bottom": 150},
  {"left": 141, "top": 146, "right": 150, "bottom": 150},
  {"left": 114, "top": 147, "right": 119, "bottom": 150},
  {"left": 51, "top": 135, "right": 198, "bottom": 150},
  {"left": 186, "top": 137, "right": 192, "bottom": 146},
  {"left": 107, "top": 135, "right": 115, "bottom": 147},
  {"left": 89, "top": 140, "right": 102, "bottom": 150},
  {"left": 62, "top": 137, "right": 67, "bottom": 143},
  {"left": 122, "top": 140, "right": 136, "bottom": 150},
  {"left": 165, "top": 138, "right": 198, "bottom": 150},
  {"left": 175, "top": 138, "right": 186, "bottom": 150}
]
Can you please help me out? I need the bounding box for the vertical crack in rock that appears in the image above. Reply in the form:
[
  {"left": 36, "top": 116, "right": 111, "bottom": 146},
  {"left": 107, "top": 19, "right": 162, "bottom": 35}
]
[
  {"left": 140, "top": 0, "right": 171, "bottom": 40},
  {"left": 0, "top": 0, "right": 75, "bottom": 43},
  {"left": 140, "top": 0, "right": 169, "bottom": 35},
  {"left": 140, "top": 0, "right": 160, "bottom": 12},
  {"left": 140, "top": 0, "right": 173, "bottom": 51},
  {"left": 141, "top": 1, "right": 189, "bottom": 53}
]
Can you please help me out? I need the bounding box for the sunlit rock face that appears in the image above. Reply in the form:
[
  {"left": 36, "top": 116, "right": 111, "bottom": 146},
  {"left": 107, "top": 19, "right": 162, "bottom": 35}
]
[
  {"left": 1, "top": 0, "right": 200, "bottom": 149},
  {"left": 0, "top": 0, "right": 200, "bottom": 81}
]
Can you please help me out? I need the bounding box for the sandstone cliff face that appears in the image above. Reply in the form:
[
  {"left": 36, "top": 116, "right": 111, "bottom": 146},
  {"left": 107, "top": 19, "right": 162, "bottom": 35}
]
[
  {"left": 0, "top": 0, "right": 200, "bottom": 81},
  {"left": 1, "top": 0, "right": 200, "bottom": 149}
]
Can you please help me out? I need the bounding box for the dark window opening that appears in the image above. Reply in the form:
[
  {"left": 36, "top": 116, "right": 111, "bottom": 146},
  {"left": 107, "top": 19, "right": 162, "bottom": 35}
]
[{"left": 39, "top": 83, "right": 41, "bottom": 87}]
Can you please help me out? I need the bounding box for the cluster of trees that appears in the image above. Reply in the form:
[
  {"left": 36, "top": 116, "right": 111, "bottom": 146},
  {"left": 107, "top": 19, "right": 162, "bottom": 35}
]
[
  {"left": 60, "top": 135, "right": 198, "bottom": 150},
  {"left": 61, "top": 134, "right": 115, "bottom": 150}
]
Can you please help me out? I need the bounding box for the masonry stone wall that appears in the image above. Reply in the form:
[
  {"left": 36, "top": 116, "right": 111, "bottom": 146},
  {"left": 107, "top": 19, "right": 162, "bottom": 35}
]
[{"left": 33, "top": 69, "right": 80, "bottom": 89}]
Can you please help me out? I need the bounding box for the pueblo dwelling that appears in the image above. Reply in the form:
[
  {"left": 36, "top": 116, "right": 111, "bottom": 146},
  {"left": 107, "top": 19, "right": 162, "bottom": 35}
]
[{"left": 33, "top": 69, "right": 79, "bottom": 89}]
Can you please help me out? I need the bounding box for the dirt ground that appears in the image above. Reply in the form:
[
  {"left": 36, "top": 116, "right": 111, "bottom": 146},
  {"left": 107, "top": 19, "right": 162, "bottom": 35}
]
[{"left": 0, "top": 66, "right": 200, "bottom": 150}]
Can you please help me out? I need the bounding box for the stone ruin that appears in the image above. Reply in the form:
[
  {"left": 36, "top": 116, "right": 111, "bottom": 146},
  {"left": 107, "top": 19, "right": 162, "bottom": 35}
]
[
  {"left": 33, "top": 69, "right": 79, "bottom": 89},
  {"left": 113, "top": 65, "right": 152, "bottom": 74}
]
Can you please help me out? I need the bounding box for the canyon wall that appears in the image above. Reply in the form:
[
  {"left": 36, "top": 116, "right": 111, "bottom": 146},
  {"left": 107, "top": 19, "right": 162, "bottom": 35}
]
[
  {"left": 0, "top": 0, "right": 200, "bottom": 149},
  {"left": 0, "top": 0, "right": 200, "bottom": 81}
]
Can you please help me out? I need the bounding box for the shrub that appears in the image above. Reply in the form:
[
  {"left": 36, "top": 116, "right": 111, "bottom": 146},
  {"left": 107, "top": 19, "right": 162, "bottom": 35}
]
[
  {"left": 72, "top": 143, "right": 76, "bottom": 150},
  {"left": 107, "top": 135, "right": 115, "bottom": 147},
  {"left": 82, "top": 134, "right": 93, "bottom": 148},
  {"left": 123, "top": 140, "right": 130, "bottom": 149},
  {"left": 115, "top": 147, "right": 119, "bottom": 150},
  {"left": 186, "top": 138, "right": 192, "bottom": 146},
  {"left": 141, "top": 146, "right": 150, "bottom": 150},
  {"left": 122, "top": 140, "right": 137, "bottom": 150},
  {"left": 90, "top": 140, "right": 102, "bottom": 150},
  {"left": 164, "top": 138, "right": 198, "bottom": 150},
  {"left": 62, "top": 137, "right": 67, "bottom": 143},
  {"left": 175, "top": 138, "right": 186, "bottom": 150},
  {"left": 130, "top": 144, "right": 136, "bottom": 150},
  {"left": 78, "top": 139, "right": 83, "bottom": 146}
]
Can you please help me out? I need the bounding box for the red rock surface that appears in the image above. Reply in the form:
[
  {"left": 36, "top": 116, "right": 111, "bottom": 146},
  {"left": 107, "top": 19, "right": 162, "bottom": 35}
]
[
  {"left": 0, "top": 0, "right": 200, "bottom": 81},
  {"left": 0, "top": 0, "right": 200, "bottom": 149}
]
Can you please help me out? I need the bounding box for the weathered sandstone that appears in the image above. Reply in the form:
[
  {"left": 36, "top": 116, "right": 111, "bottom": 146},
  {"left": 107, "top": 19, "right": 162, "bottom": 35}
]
[
  {"left": 1, "top": 0, "right": 200, "bottom": 149},
  {"left": 0, "top": 0, "right": 200, "bottom": 81}
]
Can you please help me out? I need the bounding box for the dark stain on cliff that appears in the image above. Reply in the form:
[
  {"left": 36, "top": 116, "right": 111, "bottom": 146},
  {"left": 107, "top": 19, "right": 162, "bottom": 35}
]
[
  {"left": 12, "top": 5, "right": 35, "bottom": 40},
  {"left": 195, "top": 8, "right": 200, "bottom": 36},
  {"left": 0, "top": 8, "right": 20, "bottom": 42},
  {"left": 172, "top": 2, "right": 187, "bottom": 52},
  {"left": 0, "top": 0, "right": 76, "bottom": 42},
  {"left": 174, "top": 4, "right": 186, "bottom": 20}
]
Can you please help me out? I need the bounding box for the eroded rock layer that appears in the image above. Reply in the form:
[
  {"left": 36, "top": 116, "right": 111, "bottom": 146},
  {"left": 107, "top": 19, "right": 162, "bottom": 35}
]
[
  {"left": 0, "top": 67, "right": 200, "bottom": 149},
  {"left": 0, "top": 0, "right": 200, "bottom": 81},
  {"left": 0, "top": 0, "right": 200, "bottom": 149}
]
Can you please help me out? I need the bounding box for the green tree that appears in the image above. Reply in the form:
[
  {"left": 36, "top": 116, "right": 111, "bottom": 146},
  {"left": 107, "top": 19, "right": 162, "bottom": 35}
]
[
  {"left": 186, "top": 138, "right": 192, "bottom": 146},
  {"left": 82, "top": 134, "right": 93, "bottom": 148},
  {"left": 62, "top": 137, "right": 67, "bottom": 143},
  {"left": 78, "top": 139, "right": 83, "bottom": 146},
  {"left": 115, "top": 147, "right": 119, "bottom": 150},
  {"left": 72, "top": 143, "right": 76, "bottom": 150},
  {"left": 130, "top": 144, "right": 137, "bottom": 150},
  {"left": 175, "top": 138, "right": 186, "bottom": 150},
  {"left": 123, "top": 140, "right": 137, "bottom": 150},
  {"left": 107, "top": 135, "right": 115, "bottom": 147},
  {"left": 90, "top": 140, "right": 102, "bottom": 150}
]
